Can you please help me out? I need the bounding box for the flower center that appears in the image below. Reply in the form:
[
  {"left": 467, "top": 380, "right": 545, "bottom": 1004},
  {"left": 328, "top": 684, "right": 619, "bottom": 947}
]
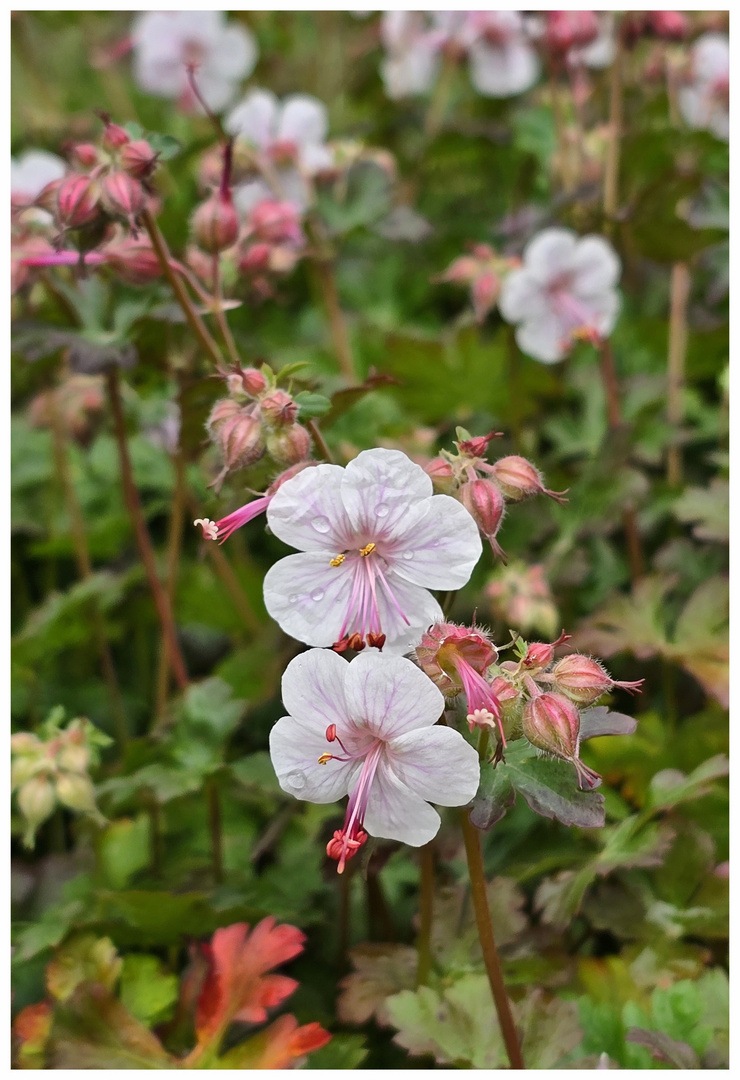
[
  {"left": 549, "top": 285, "right": 601, "bottom": 349},
  {"left": 319, "top": 727, "right": 383, "bottom": 873},
  {"left": 454, "top": 654, "right": 506, "bottom": 744},
  {"left": 328, "top": 541, "right": 410, "bottom": 652}
]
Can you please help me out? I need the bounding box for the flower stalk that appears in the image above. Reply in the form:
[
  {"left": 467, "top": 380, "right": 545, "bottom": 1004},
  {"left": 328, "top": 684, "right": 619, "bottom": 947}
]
[
  {"left": 416, "top": 841, "right": 435, "bottom": 986},
  {"left": 666, "top": 261, "right": 691, "bottom": 487}
]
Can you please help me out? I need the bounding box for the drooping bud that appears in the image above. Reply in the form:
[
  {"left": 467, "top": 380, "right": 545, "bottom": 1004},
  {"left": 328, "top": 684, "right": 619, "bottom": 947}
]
[
  {"left": 104, "top": 235, "right": 161, "bottom": 285},
  {"left": 71, "top": 143, "right": 100, "bottom": 169},
  {"left": 56, "top": 174, "right": 101, "bottom": 230},
  {"left": 522, "top": 630, "right": 571, "bottom": 671},
  {"left": 120, "top": 139, "right": 159, "bottom": 179},
  {"left": 100, "top": 171, "right": 146, "bottom": 227},
  {"left": 217, "top": 408, "right": 265, "bottom": 471},
  {"left": 191, "top": 192, "right": 239, "bottom": 254},
  {"left": 266, "top": 423, "right": 312, "bottom": 466},
  {"left": 17, "top": 776, "right": 57, "bottom": 848},
  {"left": 424, "top": 457, "right": 455, "bottom": 494},
  {"left": 489, "top": 455, "right": 568, "bottom": 505},
  {"left": 522, "top": 691, "right": 601, "bottom": 790},
  {"left": 102, "top": 121, "right": 131, "bottom": 152},
  {"left": 549, "top": 654, "right": 644, "bottom": 706},
  {"left": 260, "top": 389, "right": 298, "bottom": 427},
  {"left": 206, "top": 398, "right": 242, "bottom": 437},
  {"left": 460, "top": 478, "right": 506, "bottom": 559}
]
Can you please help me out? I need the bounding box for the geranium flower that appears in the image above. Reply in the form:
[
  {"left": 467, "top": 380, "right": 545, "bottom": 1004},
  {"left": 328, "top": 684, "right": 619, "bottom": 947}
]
[
  {"left": 270, "top": 649, "right": 480, "bottom": 871},
  {"left": 678, "top": 33, "right": 729, "bottom": 142},
  {"left": 11, "top": 150, "right": 66, "bottom": 209},
  {"left": 131, "top": 11, "right": 258, "bottom": 113},
  {"left": 466, "top": 11, "right": 540, "bottom": 98},
  {"left": 498, "top": 227, "right": 621, "bottom": 363},
  {"left": 263, "top": 448, "right": 482, "bottom": 652}
]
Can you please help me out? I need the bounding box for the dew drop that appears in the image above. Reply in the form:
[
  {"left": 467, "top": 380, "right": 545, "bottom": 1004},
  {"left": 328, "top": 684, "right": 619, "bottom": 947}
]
[
  {"left": 402, "top": 551, "right": 414, "bottom": 560},
  {"left": 289, "top": 593, "right": 299, "bottom": 604},
  {"left": 287, "top": 769, "right": 306, "bottom": 791},
  {"left": 312, "top": 516, "right": 331, "bottom": 533},
  {"left": 376, "top": 503, "right": 389, "bottom": 518},
  {"left": 311, "top": 588, "right": 325, "bottom": 602}
]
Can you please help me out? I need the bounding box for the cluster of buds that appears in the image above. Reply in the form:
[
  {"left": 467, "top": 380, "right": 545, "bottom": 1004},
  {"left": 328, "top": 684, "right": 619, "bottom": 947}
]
[
  {"left": 425, "top": 428, "right": 568, "bottom": 560},
  {"left": 436, "top": 244, "right": 520, "bottom": 323},
  {"left": 204, "top": 363, "right": 312, "bottom": 492},
  {"left": 485, "top": 561, "right": 559, "bottom": 638},
  {"left": 11, "top": 709, "right": 110, "bottom": 848},
  {"left": 29, "top": 373, "right": 106, "bottom": 446},
  {"left": 237, "top": 198, "right": 306, "bottom": 299},
  {"left": 623, "top": 10, "right": 689, "bottom": 48},
  {"left": 543, "top": 10, "right": 600, "bottom": 59}
]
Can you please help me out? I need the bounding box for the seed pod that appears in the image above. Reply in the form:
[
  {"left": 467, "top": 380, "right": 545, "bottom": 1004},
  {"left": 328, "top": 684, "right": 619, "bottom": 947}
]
[
  {"left": 522, "top": 691, "right": 602, "bottom": 791},
  {"left": 550, "top": 654, "right": 643, "bottom": 706},
  {"left": 490, "top": 455, "right": 568, "bottom": 505},
  {"left": 460, "top": 478, "right": 506, "bottom": 558}
]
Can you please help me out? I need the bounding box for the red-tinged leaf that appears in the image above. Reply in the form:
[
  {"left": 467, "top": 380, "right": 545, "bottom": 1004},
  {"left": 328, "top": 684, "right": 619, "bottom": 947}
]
[
  {"left": 195, "top": 918, "right": 305, "bottom": 1043},
  {"left": 217, "top": 1015, "right": 332, "bottom": 1069},
  {"left": 13, "top": 1002, "right": 53, "bottom": 1067}
]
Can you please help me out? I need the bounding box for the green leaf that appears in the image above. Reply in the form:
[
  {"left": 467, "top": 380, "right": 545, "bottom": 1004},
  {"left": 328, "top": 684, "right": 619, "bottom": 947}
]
[
  {"left": 337, "top": 944, "right": 418, "bottom": 1026},
  {"left": 305, "top": 1033, "right": 368, "bottom": 1069},
  {"left": 119, "top": 955, "right": 178, "bottom": 1027},
  {"left": 505, "top": 754, "right": 606, "bottom": 829},
  {"left": 646, "top": 754, "right": 729, "bottom": 812},
  {"left": 579, "top": 707, "right": 638, "bottom": 741},
  {"left": 469, "top": 759, "right": 515, "bottom": 829},
  {"left": 626, "top": 1027, "right": 700, "bottom": 1068},
  {"left": 673, "top": 479, "right": 729, "bottom": 543},
  {"left": 96, "top": 816, "right": 151, "bottom": 890},
  {"left": 293, "top": 390, "right": 331, "bottom": 419}
]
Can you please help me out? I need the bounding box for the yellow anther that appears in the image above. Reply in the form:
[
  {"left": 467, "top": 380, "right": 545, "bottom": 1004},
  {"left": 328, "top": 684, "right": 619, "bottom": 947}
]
[
  {"left": 317, "top": 753, "right": 332, "bottom": 765},
  {"left": 359, "top": 542, "right": 376, "bottom": 557},
  {"left": 329, "top": 554, "right": 346, "bottom": 567}
]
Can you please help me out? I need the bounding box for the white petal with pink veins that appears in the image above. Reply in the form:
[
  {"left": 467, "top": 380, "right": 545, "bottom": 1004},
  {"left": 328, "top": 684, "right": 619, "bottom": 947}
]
[
  {"left": 469, "top": 40, "right": 539, "bottom": 98},
  {"left": 341, "top": 448, "right": 432, "bottom": 541},
  {"left": 278, "top": 95, "right": 329, "bottom": 149},
  {"left": 387, "top": 726, "right": 480, "bottom": 805},
  {"left": 570, "top": 236, "right": 621, "bottom": 296},
  {"left": 280, "top": 649, "right": 351, "bottom": 738},
  {"left": 226, "top": 89, "right": 279, "bottom": 149},
  {"left": 362, "top": 757, "right": 441, "bottom": 845},
  {"left": 266, "top": 463, "right": 354, "bottom": 552},
  {"left": 344, "top": 652, "right": 443, "bottom": 741},
  {"left": 263, "top": 552, "right": 353, "bottom": 647},
  {"left": 389, "top": 495, "right": 482, "bottom": 590},
  {"left": 524, "top": 228, "right": 578, "bottom": 284},
  {"left": 498, "top": 269, "right": 549, "bottom": 323},
  {"left": 270, "top": 715, "right": 359, "bottom": 802},
  {"left": 516, "top": 311, "right": 569, "bottom": 364}
]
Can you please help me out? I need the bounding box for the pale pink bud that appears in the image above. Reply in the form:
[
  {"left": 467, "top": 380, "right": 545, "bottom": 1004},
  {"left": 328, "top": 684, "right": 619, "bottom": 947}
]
[
  {"left": 192, "top": 193, "right": 239, "bottom": 254},
  {"left": 55, "top": 772, "right": 99, "bottom": 815},
  {"left": 218, "top": 409, "right": 265, "bottom": 470},
  {"left": 460, "top": 479, "right": 506, "bottom": 558},
  {"left": 266, "top": 423, "right": 312, "bottom": 466},
  {"left": 206, "top": 398, "right": 243, "bottom": 438},
  {"left": 100, "top": 171, "right": 146, "bottom": 224},
  {"left": 458, "top": 431, "right": 503, "bottom": 459},
  {"left": 120, "top": 139, "right": 159, "bottom": 179},
  {"left": 56, "top": 174, "right": 101, "bottom": 229},
  {"left": 267, "top": 461, "right": 315, "bottom": 494},
  {"left": 102, "top": 121, "right": 131, "bottom": 151},
  {"left": 72, "top": 143, "right": 100, "bottom": 168},
  {"left": 35, "top": 180, "right": 64, "bottom": 214},
  {"left": 248, "top": 200, "right": 304, "bottom": 245},
  {"left": 260, "top": 389, "right": 298, "bottom": 427},
  {"left": 17, "top": 776, "right": 56, "bottom": 847},
  {"left": 239, "top": 242, "right": 272, "bottom": 274},
  {"left": 647, "top": 10, "right": 688, "bottom": 41},
  {"left": 472, "top": 270, "right": 501, "bottom": 323},
  {"left": 104, "top": 236, "right": 161, "bottom": 285},
  {"left": 522, "top": 630, "right": 571, "bottom": 671},
  {"left": 424, "top": 457, "right": 455, "bottom": 494},
  {"left": 239, "top": 367, "right": 268, "bottom": 397},
  {"left": 550, "top": 654, "right": 643, "bottom": 706},
  {"left": 490, "top": 455, "right": 568, "bottom": 505},
  {"left": 522, "top": 691, "right": 601, "bottom": 790},
  {"left": 545, "top": 11, "right": 600, "bottom": 56},
  {"left": 438, "top": 255, "right": 479, "bottom": 284}
]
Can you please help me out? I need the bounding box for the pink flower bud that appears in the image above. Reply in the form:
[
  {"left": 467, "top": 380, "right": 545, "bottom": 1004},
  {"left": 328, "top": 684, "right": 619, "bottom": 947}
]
[
  {"left": 522, "top": 630, "right": 571, "bottom": 670},
  {"left": 239, "top": 242, "right": 272, "bottom": 274},
  {"left": 191, "top": 193, "right": 239, "bottom": 254},
  {"left": 102, "top": 121, "right": 131, "bottom": 151},
  {"left": 56, "top": 174, "right": 100, "bottom": 229},
  {"left": 266, "top": 423, "right": 312, "bottom": 466},
  {"left": 260, "top": 389, "right": 298, "bottom": 427},
  {"left": 472, "top": 270, "right": 501, "bottom": 323},
  {"left": 248, "top": 199, "right": 304, "bottom": 245},
  {"left": 647, "top": 10, "right": 688, "bottom": 40},
  {"left": 460, "top": 479, "right": 506, "bottom": 558},
  {"left": 424, "top": 456, "right": 455, "bottom": 494},
  {"left": 550, "top": 654, "right": 643, "bottom": 706},
  {"left": 490, "top": 455, "right": 568, "bottom": 505},
  {"left": 438, "top": 255, "right": 479, "bottom": 284},
  {"left": 72, "top": 143, "right": 100, "bottom": 168},
  {"left": 545, "top": 11, "right": 600, "bottom": 56},
  {"left": 458, "top": 431, "right": 503, "bottom": 459},
  {"left": 207, "top": 398, "right": 242, "bottom": 438},
  {"left": 104, "top": 236, "right": 161, "bottom": 285},
  {"left": 100, "top": 171, "right": 146, "bottom": 224},
  {"left": 218, "top": 409, "right": 265, "bottom": 470},
  {"left": 240, "top": 367, "right": 269, "bottom": 397},
  {"left": 120, "top": 139, "right": 159, "bottom": 179},
  {"left": 267, "top": 460, "right": 315, "bottom": 495},
  {"left": 35, "top": 180, "right": 64, "bottom": 214},
  {"left": 522, "top": 691, "right": 601, "bottom": 790}
]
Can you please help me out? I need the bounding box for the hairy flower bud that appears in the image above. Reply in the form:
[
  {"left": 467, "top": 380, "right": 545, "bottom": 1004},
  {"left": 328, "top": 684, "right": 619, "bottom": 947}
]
[
  {"left": 55, "top": 772, "right": 99, "bottom": 815},
  {"left": 207, "top": 398, "right": 242, "bottom": 437},
  {"left": 647, "top": 10, "right": 688, "bottom": 40},
  {"left": 490, "top": 455, "right": 568, "bottom": 505},
  {"left": 424, "top": 457, "right": 455, "bottom": 494},
  {"left": 260, "top": 389, "right": 299, "bottom": 427},
  {"left": 248, "top": 199, "right": 304, "bottom": 245},
  {"left": 102, "top": 121, "right": 131, "bottom": 151},
  {"left": 192, "top": 193, "right": 239, "bottom": 254},
  {"left": 266, "top": 423, "right": 312, "bottom": 466},
  {"left": 104, "top": 235, "right": 161, "bottom": 285},
  {"left": 522, "top": 691, "right": 601, "bottom": 790},
  {"left": 545, "top": 10, "right": 599, "bottom": 56},
  {"left": 72, "top": 143, "right": 100, "bottom": 169},
  {"left": 56, "top": 174, "right": 100, "bottom": 229},
  {"left": 460, "top": 478, "right": 506, "bottom": 558},
  {"left": 550, "top": 654, "right": 644, "bottom": 706},
  {"left": 522, "top": 630, "right": 571, "bottom": 671},
  {"left": 100, "top": 171, "right": 146, "bottom": 225},
  {"left": 17, "top": 776, "right": 56, "bottom": 848},
  {"left": 120, "top": 139, "right": 159, "bottom": 179},
  {"left": 219, "top": 409, "right": 265, "bottom": 470},
  {"left": 226, "top": 366, "right": 268, "bottom": 398},
  {"left": 458, "top": 431, "right": 502, "bottom": 459}
]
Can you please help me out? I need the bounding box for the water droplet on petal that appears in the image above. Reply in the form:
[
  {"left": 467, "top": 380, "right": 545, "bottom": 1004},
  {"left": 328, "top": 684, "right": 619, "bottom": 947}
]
[
  {"left": 312, "top": 516, "right": 331, "bottom": 533},
  {"left": 289, "top": 593, "right": 299, "bottom": 604},
  {"left": 311, "top": 588, "right": 325, "bottom": 601},
  {"left": 287, "top": 769, "right": 306, "bottom": 791},
  {"left": 402, "top": 551, "right": 414, "bottom": 560},
  {"left": 376, "top": 503, "right": 389, "bottom": 518}
]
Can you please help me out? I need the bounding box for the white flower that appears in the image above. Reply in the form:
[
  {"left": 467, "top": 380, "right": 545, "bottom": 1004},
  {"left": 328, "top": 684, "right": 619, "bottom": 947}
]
[
  {"left": 270, "top": 648, "right": 480, "bottom": 870},
  {"left": 226, "top": 89, "right": 333, "bottom": 174},
  {"left": 131, "top": 11, "right": 258, "bottom": 114},
  {"left": 499, "top": 228, "right": 621, "bottom": 364},
  {"left": 263, "top": 448, "right": 482, "bottom": 653},
  {"left": 11, "top": 150, "right": 66, "bottom": 204},
  {"left": 569, "top": 13, "right": 615, "bottom": 70},
  {"left": 467, "top": 12, "right": 540, "bottom": 98},
  {"left": 678, "top": 34, "right": 729, "bottom": 142},
  {"left": 380, "top": 12, "right": 441, "bottom": 99}
]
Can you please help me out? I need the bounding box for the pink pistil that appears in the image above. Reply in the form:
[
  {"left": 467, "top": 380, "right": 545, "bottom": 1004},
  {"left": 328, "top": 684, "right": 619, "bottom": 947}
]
[
  {"left": 214, "top": 494, "right": 272, "bottom": 543},
  {"left": 324, "top": 741, "right": 384, "bottom": 873},
  {"left": 335, "top": 549, "right": 410, "bottom": 648},
  {"left": 454, "top": 654, "right": 505, "bottom": 745}
]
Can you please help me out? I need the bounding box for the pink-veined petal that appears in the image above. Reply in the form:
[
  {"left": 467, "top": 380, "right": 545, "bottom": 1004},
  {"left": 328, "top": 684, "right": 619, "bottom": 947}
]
[
  {"left": 278, "top": 95, "right": 328, "bottom": 149},
  {"left": 226, "top": 89, "right": 279, "bottom": 150},
  {"left": 516, "top": 311, "right": 569, "bottom": 363},
  {"left": 524, "top": 228, "right": 578, "bottom": 285},
  {"left": 388, "top": 495, "right": 482, "bottom": 590},
  {"left": 270, "top": 715, "right": 359, "bottom": 802},
  {"left": 344, "top": 652, "right": 444, "bottom": 741},
  {"left": 341, "top": 448, "right": 432, "bottom": 542},
  {"left": 362, "top": 756, "right": 441, "bottom": 845},
  {"left": 498, "top": 268, "right": 549, "bottom": 323},
  {"left": 469, "top": 40, "right": 539, "bottom": 98},
  {"left": 215, "top": 23, "right": 258, "bottom": 79},
  {"left": 280, "top": 648, "right": 349, "bottom": 734},
  {"left": 570, "top": 236, "right": 621, "bottom": 296},
  {"left": 387, "top": 726, "right": 480, "bottom": 806},
  {"left": 266, "top": 463, "right": 355, "bottom": 552},
  {"left": 263, "top": 552, "right": 353, "bottom": 647},
  {"left": 370, "top": 570, "right": 443, "bottom": 653}
]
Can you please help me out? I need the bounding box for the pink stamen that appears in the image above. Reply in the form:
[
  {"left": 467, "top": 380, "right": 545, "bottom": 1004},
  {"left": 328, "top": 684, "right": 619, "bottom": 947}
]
[
  {"left": 331, "top": 742, "right": 383, "bottom": 873},
  {"left": 214, "top": 494, "right": 271, "bottom": 542},
  {"left": 454, "top": 655, "right": 506, "bottom": 745},
  {"left": 334, "top": 547, "right": 410, "bottom": 648}
]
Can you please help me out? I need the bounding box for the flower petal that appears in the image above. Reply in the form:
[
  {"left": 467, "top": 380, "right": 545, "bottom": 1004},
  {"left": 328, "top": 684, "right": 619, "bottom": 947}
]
[
  {"left": 263, "top": 552, "right": 353, "bottom": 647},
  {"left": 270, "top": 715, "right": 358, "bottom": 802},
  {"left": 516, "top": 312, "right": 568, "bottom": 363},
  {"left": 278, "top": 95, "right": 328, "bottom": 148},
  {"left": 388, "top": 495, "right": 482, "bottom": 590},
  {"left": 341, "top": 448, "right": 432, "bottom": 542},
  {"left": 216, "top": 23, "right": 258, "bottom": 79},
  {"left": 362, "top": 757, "right": 441, "bottom": 845},
  {"left": 226, "top": 89, "right": 279, "bottom": 149},
  {"left": 280, "top": 648, "right": 350, "bottom": 735},
  {"left": 371, "top": 571, "right": 443, "bottom": 653},
  {"left": 523, "top": 228, "right": 577, "bottom": 285},
  {"left": 266, "top": 463, "right": 354, "bottom": 552},
  {"left": 498, "top": 269, "right": 548, "bottom": 324},
  {"left": 387, "top": 726, "right": 480, "bottom": 806},
  {"left": 344, "top": 652, "right": 444, "bottom": 741},
  {"left": 570, "top": 236, "right": 621, "bottom": 296},
  {"left": 469, "top": 41, "right": 539, "bottom": 98}
]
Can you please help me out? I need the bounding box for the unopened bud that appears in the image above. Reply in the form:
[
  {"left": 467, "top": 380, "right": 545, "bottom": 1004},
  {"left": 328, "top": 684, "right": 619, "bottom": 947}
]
[
  {"left": 239, "top": 242, "right": 272, "bottom": 274},
  {"left": 522, "top": 691, "right": 601, "bottom": 791},
  {"left": 545, "top": 10, "right": 599, "bottom": 56},
  {"left": 260, "top": 389, "right": 298, "bottom": 426},
  {"left": 100, "top": 171, "right": 146, "bottom": 225},
  {"left": 522, "top": 631, "right": 571, "bottom": 671},
  {"left": 550, "top": 654, "right": 643, "bottom": 706},
  {"left": 120, "top": 139, "right": 159, "bottom": 179},
  {"left": 57, "top": 174, "right": 100, "bottom": 229},
  {"left": 192, "top": 193, "right": 239, "bottom": 254},
  {"left": 458, "top": 431, "right": 502, "bottom": 459},
  {"left": 207, "top": 398, "right": 242, "bottom": 437},
  {"left": 55, "top": 772, "right": 99, "bottom": 815},
  {"left": 35, "top": 179, "right": 63, "bottom": 214},
  {"left": 248, "top": 199, "right": 303, "bottom": 245},
  {"left": 11, "top": 755, "right": 42, "bottom": 790},
  {"left": 266, "top": 423, "right": 312, "bottom": 466},
  {"left": 267, "top": 460, "right": 315, "bottom": 495},
  {"left": 647, "top": 10, "right": 688, "bottom": 40},
  {"left": 424, "top": 457, "right": 455, "bottom": 494},
  {"left": 72, "top": 143, "right": 100, "bottom": 168},
  {"left": 17, "top": 776, "right": 56, "bottom": 847},
  {"left": 218, "top": 409, "right": 265, "bottom": 470},
  {"left": 56, "top": 743, "right": 90, "bottom": 774},
  {"left": 460, "top": 479, "right": 506, "bottom": 557},
  {"left": 104, "top": 236, "right": 161, "bottom": 285},
  {"left": 490, "top": 455, "right": 568, "bottom": 505},
  {"left": 102, "top": 121, "right": 131, "bottom": 151},
  {"left": 227, "top": 366, "right": 268, "bottom": 397},
  {"left": 472, "top": 270, "right": 500, "bottom": 322}
]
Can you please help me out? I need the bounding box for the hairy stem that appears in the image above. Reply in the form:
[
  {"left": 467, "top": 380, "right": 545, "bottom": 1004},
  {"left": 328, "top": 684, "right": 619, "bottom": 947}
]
[
  {"left": 460, "top": 811, "right": 525, "bottom": 1070},
  {"left": 666, "top": 262, "right": 691, "bottom": 487},
  {"left": 416, "top": 841, "right": 435, "bottom": 986},
  {"left": 106, "top": 368, "right": 189, "bottom": 690},
  {"left": 154, "top": 445, "right": 187, "bottom": 723}
]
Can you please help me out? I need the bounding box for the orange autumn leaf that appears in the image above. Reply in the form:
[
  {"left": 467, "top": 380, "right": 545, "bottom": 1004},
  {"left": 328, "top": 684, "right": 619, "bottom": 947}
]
[
  {"left": 219, "top": 1014, "right": 332, "bottom": 1069},
  {"left": 12, "top": 1001, "right": 53, "bottom": 1067}
]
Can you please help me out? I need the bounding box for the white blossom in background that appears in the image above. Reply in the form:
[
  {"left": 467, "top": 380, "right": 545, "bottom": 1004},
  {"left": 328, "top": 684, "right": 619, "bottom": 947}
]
[
  {"left": 678, "top": 33, "right": 729, "bottom": 142},
  {"left": 570, "top": 13, "right": 615, "bottom": 69},
  {"left": 380, "top": 11, "right": 442, "bottom": 99},
  {"left": 11, "top": 150, "right": 66, "bottom": 207},
  {"left": 466, "top": 11, "right": 540, "bottom": 98},
  {"left": 263, "top": 448, "right": 482, "bottom": 653},
  {"left": 498, "top": 228, "right": 621, "bottom": 364},
  {"left": 270, "top": 649, "right": 480, "bottom": 871},
  {"left": 131, "top": 11, "right": 258, "bottom": 113}
]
